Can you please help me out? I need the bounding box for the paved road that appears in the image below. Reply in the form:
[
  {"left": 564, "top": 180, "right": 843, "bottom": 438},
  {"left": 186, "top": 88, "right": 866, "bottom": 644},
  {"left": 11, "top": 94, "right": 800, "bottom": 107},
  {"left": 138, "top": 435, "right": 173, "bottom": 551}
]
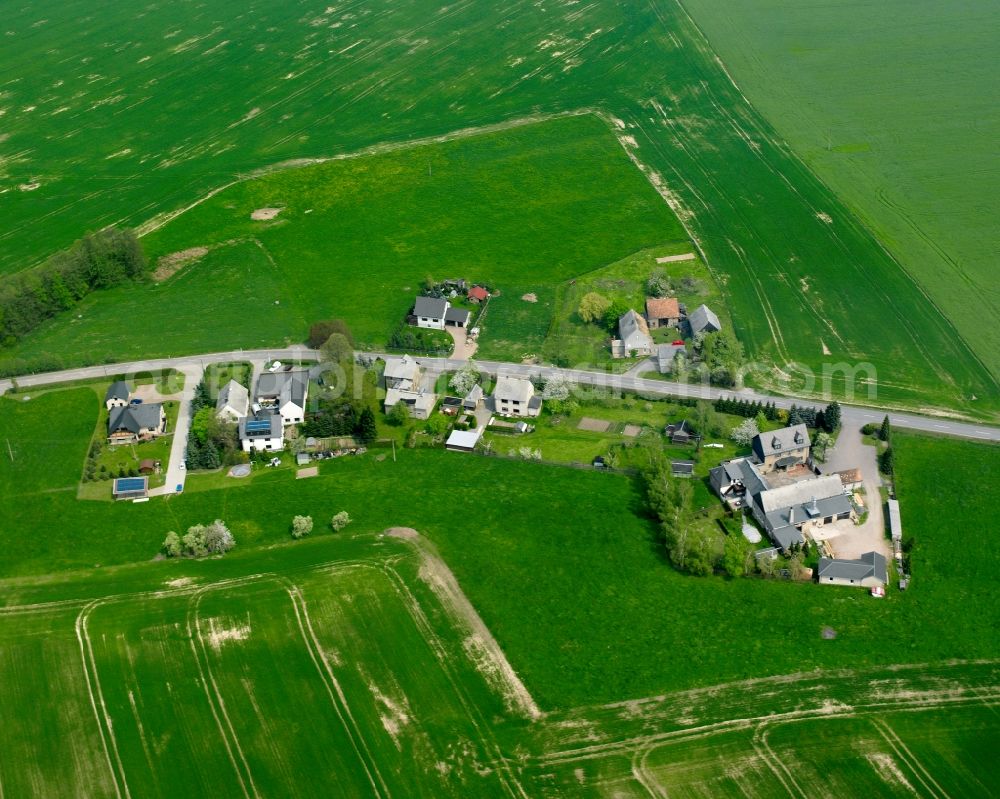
[
  {"left": 2, "top": 347, "right": 998, "bottom": 444},
  {"left": 148, "top": 363, "right": 202, "bottom": 497}
]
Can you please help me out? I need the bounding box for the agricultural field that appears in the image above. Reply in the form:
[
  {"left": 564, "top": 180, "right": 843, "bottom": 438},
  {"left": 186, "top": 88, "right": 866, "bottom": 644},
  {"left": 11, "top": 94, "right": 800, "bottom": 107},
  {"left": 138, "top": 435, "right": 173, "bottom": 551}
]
[
  {"left": 2, "top": 115, "right": 682, "bottom": 366},
  {"left": 681, "top": 0, "right": 1000, "bottom": 384},
  {"left": 0, "top": 0, "right": 995, "bottom": 413}
]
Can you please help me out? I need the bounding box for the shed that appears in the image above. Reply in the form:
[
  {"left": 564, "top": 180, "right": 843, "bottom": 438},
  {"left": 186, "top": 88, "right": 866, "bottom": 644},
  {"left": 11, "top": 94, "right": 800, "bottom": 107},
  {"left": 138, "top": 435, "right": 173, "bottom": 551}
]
[
  {"left": 671, "top": 460, "right": 694, "bottom": 478},
  {"left": 113, "top": 476, "right": 148, "bottom": 500},
  {"left": 296, "top": 453, "right": 311, "bottom": 466},
  {"left": 138, "top": 459, "right": 157, "bottom": 475},
  {"left": 887, "top": 498, "right": 902, "bottom": 541},
  {"left": 446, "top": 429, "right": 483, "bottom": 452}
]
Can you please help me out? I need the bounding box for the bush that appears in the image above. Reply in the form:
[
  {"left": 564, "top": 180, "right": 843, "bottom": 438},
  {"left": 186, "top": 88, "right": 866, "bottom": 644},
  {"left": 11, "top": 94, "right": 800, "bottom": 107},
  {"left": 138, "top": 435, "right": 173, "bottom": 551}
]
[
  {"left": 861, "top": 423, "right": 879, "bottom": 436},
  {"left": 307, "top": 319, "right": 354, "bottom": 349}
]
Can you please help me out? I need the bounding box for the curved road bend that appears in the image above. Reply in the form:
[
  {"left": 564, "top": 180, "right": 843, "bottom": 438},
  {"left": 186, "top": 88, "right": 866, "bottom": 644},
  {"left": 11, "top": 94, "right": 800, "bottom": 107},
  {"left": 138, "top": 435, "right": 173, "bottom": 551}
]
[{"left": 1, "top": 347, "right": 997, "bottom": 444}]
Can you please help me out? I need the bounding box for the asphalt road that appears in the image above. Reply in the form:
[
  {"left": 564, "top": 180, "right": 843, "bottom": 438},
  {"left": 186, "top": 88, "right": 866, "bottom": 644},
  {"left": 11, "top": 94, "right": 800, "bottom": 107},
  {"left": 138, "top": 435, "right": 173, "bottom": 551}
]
[{"left": 2, "top": 347, "right": 997, "bottom": 445}]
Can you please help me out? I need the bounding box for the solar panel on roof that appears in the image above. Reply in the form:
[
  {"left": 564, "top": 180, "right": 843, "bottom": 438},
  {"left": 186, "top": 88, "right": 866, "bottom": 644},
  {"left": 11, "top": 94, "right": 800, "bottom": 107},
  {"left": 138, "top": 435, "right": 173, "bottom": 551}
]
[
  {"left": 115, "top": 478, "right": 147, "bottom": 491},
  {"left": 246, "top": 419, "right": 272, "bottom": 433}
]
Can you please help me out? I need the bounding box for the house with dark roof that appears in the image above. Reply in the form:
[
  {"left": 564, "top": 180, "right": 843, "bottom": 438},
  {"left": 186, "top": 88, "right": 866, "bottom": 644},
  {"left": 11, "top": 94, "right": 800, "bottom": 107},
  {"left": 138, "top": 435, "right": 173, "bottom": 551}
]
[
  {"left": 412, "top": 296, "right": 469, "bottom": 330},
  {"left": 612, "top": 309, "right": 654, "bottom": 357},
  {"left": 818, "top": 551, "right": 887, "bottom": 588},
  {"left": 751, "top": 424, "right": 811, "bottom": 474},
  {"left": 645, "top": 296, "right": 681, "bottom": 329},
  {"left": 255, "top": 369, "right": 308, "bottom": 426},
  {"left": 105, "top": 381, "right": 132, "bottom": 410},
  {"left": 710, "top": 457, "right": 854, "bottom": 553},
  {"left": 108, "top": 403, "right": 166, "bottom": 444},
  {"left": 665, "top": 419, "right": 694, "bottom": 444},
  {"left": 686, "top": 304, "right": 722, "bottom": 336},
  {"left": 238, "top": 412, "right": 284, "bottom": 452}
]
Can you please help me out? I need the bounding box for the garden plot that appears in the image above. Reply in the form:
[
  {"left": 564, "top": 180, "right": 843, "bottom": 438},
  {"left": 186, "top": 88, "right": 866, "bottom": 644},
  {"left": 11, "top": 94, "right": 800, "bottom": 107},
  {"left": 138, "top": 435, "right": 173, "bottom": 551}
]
[{"left": 577, "top": 417, "right": 612, "bottom": 433}]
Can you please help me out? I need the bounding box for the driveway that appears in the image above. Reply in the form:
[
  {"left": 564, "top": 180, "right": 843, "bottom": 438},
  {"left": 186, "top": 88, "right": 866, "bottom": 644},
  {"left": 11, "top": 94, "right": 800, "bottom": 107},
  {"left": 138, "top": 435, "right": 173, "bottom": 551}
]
[
  {"left": 148, "top": 363, "right": 202, "bottom": 497},
  {"left": 820, "top": 420, "right": 889, "bottom": 559},
  {"left": 446, "top": 326, "right": 477, "bottom": 361}
]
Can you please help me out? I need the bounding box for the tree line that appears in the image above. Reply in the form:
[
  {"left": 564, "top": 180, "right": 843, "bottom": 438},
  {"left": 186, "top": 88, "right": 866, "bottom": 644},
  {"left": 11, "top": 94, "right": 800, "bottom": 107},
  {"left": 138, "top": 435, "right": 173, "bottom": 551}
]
[{"left": 0, "top": 228, "right": 146, "bottom": 346}]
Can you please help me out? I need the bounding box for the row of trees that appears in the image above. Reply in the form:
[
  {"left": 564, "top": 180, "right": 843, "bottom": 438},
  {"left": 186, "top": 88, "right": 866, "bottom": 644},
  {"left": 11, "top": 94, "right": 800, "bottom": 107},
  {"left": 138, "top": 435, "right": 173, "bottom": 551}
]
[
  {"left": 162, "top": 520, "right": 235, "bottom": 558},
  {"left": 713, "top": 397, "right": 782, "bottom": 421},
  {"left": 291, "top": 512, "right": 351, "bottom": 539},
  {"left": 0, "top": 228, "right": 146, "bottom": 346}
]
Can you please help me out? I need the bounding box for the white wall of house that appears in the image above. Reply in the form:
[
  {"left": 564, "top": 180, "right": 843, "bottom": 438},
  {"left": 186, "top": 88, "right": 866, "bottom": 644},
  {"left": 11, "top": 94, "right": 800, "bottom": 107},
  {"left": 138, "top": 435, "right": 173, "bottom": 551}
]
[
  {"left": 417, "top": 316, "right": 445, "bottom": 330},
  {"left": 241, "top": 435, "right": 284, "bottom": 452},
  {"left": 278, "top": 400, "right": 305, "bottom": 426},
  {"left": 106, "top": 398, "right": 128, "bottom": 410}
]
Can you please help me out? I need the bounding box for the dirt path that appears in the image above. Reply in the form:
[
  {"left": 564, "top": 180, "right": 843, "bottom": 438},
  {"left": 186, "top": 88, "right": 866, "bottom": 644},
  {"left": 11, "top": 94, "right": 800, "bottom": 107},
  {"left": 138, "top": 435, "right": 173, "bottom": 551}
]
[{"left": 385, "top": 528, "right": 541, "bottom": 720}]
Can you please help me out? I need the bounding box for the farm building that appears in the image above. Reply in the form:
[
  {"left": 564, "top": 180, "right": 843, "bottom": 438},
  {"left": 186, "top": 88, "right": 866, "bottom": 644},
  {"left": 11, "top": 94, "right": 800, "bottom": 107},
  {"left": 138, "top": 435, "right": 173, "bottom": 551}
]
[
  {"left": 467, "top": 285, "right": 489, "bottom": 303},
  {"left": 108, "top": 403, "right": 166, "bottom": 445},
  {"left": 384, "top": 388, "right": 437, "bottom": 420},
  {"left": 492, "top": 375, "right": 542, "bottom": 418},
  {"left": 238, "top": 412, "right": 284, "bottom": 452},
  {"left": 686, "top": 304, "right": 721, "bottom": 336},
  {"left": 671, "top": 461, "right": 694, "bottom": 478},
  {"left": 657, "top": 342, "right": 686, "bottom": 373},
  {"left": 216, "top": 379, "right": 249, "bottom": 422},
  {"left": 888, "top": 498, "right": 903, "bottom": 541},
  {"left": 645, "top": 297, "right": 681, "bottom": 329},
  {"left": 104, "top": 381, "right": 132, "bottom": 410},
  {"left": 112, "top": 476, "right": 148, "bottom": 501},
  {"left": 665, "top": 419, "right": 694, "bottom": 444},
  {"left": 817, "top": 551, "right": 888, "bottom": 588},
  {"left": 384, "top": 355, "right": 423, "bottom": 391},
  {"left": 612, "top": 309, "right": 655, "bottom": 357},
  {"left": 463, "top": 384, "right": 484, "bottom": 410},
  {"left": 255, "top": 369, "right": 308, "bottom": 426}
]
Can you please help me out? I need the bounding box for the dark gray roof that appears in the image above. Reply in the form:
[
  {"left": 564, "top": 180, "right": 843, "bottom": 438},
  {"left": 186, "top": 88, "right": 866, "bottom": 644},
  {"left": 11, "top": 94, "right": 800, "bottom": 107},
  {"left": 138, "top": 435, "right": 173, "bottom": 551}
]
[
  {"left": 688, "top": 304, "right": 721, "bottom": 334},
  {"left": 105, "top": 381, "right": 131, "bottom": 402},
  {"left": 618, "top": 309, "right": 653, "bottom": 349},
  {"left": 414, "top": 296, "right": 448, "bottom": 319},
  {"left": 238, "top": 412, "right": 283, "bottom": 440},
  {"left": 752, "top": 424, "right": 810, "bottom": 461},
  {"left": 108, "top": 403, "right": 162, "bottom": 434},
  {"left": 255, "top": 369, "right": 308, "bottom": 408},
  {"left": 445, "top": 306, "right": 470, "bottom": 324},
  {"left": 657, "top": 343, "right": 686, "bottom": 371},
  {"left": 757, "top": 490, "right": 853, "bottom": 551},
  {"left": 818, "top": 551, "right": 887, "bottom": 584},
  {"left": 528, "top": 396, "right": 542, "bottom": 409},
  {"left": 671, "top": 461, "right": 694, "bottom": 475}
]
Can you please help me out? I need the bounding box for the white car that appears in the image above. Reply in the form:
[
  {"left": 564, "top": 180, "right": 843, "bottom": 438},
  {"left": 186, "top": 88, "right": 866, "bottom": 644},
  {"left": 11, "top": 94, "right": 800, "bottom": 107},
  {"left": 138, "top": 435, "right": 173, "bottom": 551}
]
[
  {"left": 268, "top": 360, "right": 282, "bottom": 372},
  {"left": 179, "top": 462, "right": 186, "bottom": 471},
  {"left": 703, "top": 443, "right": 724, "bottom": 449}
]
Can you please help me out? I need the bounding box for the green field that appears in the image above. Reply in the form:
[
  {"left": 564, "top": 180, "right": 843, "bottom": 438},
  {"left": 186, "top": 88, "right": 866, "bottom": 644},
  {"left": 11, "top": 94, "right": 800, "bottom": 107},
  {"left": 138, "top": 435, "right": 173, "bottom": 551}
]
[
  {"left": 680, "top": 0, "right": 1000, "bottom": 389},
  {"left": 0, "top": 0, "right": 995, "bottom": 413}
]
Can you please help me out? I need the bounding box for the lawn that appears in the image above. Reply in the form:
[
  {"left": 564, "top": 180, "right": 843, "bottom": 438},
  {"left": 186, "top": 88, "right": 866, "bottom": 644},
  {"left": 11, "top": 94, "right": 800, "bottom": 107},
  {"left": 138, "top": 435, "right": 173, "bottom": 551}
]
[
  {"left": 1, "top": 385, "right": 999, "bottom": 710},
  {"left": 0, "top": 0, "right": 995, "bottom": 414},
  {"left": 681, "top": 0, "right": 1000, "bottom": 385}
]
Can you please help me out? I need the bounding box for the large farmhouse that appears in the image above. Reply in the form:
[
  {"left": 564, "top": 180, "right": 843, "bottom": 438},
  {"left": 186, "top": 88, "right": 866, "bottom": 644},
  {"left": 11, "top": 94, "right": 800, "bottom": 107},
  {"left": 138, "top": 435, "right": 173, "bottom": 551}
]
[
  {"left": 710, "top": 424, "right": 854, "bottom": 552},
  {"left": 255, "top": 369, "right": 308, "bottom": 426},
  {"left": 108, "top": 403, "right": 166, "bottom": 445},
  {"left": 645, "top": 297, "right": 681, "bottom": 329},
  {"left": 238, "top": 412, "right": 284, "bottom": 452}
]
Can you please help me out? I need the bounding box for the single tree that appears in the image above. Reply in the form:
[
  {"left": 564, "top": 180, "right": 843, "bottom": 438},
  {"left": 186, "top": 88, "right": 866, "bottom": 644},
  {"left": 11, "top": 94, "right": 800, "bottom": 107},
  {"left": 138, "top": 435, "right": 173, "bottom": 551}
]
[
  {"left": 330, "top": 511, "right": 352, "bottom": 531},
  {"left": 730, "top": 418, "right": 759, "bottom": 446},
  {"left": 291, "top": 515, "right": 313, "bottom": 539},
  {"left": 813, "top": 431, "right": 833, "bottom": 461},
  {"left": 542, "top": 375, "right": 571, "bottom": 400},
  {"left": 203, "top": 520, "right": 236, "bottom": 554},
  {"left": 824, "top": 401, "right": 841, "bottom": 432},
  {"left": 386, "top": 402, "right": 410, "bottom": 426},
  {"left": 449, "top": 360, "right": 480, "bottom": 395},
  {"left": 723, "top": 533, "right": 752, "bottom": 578},
  {"left": 321, "top": 333, "right": 353, "bottom": 365},
  {"left": 307, "top": 319, "right": 354, "bottom": 349},
  {"left": 356, "top": 407, "right": 378, "bottom": 443},
  {"left": 577, "top": 292, "right": 611, "bottom": 324},
  {"left": 182, "top": 525, "right": 208, "bottom": 557},
  {"left": 879, "top": 414, "right": 892, "bottom": 442}
]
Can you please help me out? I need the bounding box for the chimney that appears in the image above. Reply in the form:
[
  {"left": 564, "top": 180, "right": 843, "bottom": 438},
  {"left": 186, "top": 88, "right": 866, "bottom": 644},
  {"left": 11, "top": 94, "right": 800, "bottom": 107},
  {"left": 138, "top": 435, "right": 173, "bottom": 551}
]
[
  {"left": 788, "top": 506, "right": 795, "bottom": 525},
  {"left": 810, "top": 496, "right": 819, "bottom": 514}
]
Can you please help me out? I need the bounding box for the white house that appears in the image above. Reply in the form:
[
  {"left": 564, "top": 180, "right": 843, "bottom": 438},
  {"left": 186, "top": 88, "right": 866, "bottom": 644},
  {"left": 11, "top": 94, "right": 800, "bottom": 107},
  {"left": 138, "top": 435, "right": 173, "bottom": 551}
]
[
  {"left": 255, "top": 369, "right": 308, "bottom": 426},
  {"left": 412, "top": 296, "right": 470, "bottom": 330},
  {"left": 492, "top": 375, "right": 542, "bottom": 418},
  {"left": 216, "top": 379, "right": 250, "bottom": 422},
  {"left": 238, "top": 413, "right": 284, "bottom": 452}
]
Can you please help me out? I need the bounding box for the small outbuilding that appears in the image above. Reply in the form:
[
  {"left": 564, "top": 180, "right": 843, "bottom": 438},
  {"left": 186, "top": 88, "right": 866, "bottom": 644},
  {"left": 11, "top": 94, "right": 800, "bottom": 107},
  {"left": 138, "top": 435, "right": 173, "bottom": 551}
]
[
  {"left": 645, "top": 297, "right": 681, "bottom": 329},
  {"left": 113, "top": 476, "right": 148, "bottom": 501},
  {"left": 446, "top": 428, "right": 483, "bottom": 453},
  {"left": 671, "top": 460, "right": 695, "bottom": 478},
  {"left": 686, "top": 304, "right": 722, "bottom": 336}
]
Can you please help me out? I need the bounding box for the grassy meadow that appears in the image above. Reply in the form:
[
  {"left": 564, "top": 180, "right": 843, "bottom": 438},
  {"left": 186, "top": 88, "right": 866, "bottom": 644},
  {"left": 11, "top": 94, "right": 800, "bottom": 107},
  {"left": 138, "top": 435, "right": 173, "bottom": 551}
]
[
  {"left": 0, "top": 0, "right": 994, "bottom": 413},
  {"left": 681, "top": 0, "right": 1000, "bottom": 386}
]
